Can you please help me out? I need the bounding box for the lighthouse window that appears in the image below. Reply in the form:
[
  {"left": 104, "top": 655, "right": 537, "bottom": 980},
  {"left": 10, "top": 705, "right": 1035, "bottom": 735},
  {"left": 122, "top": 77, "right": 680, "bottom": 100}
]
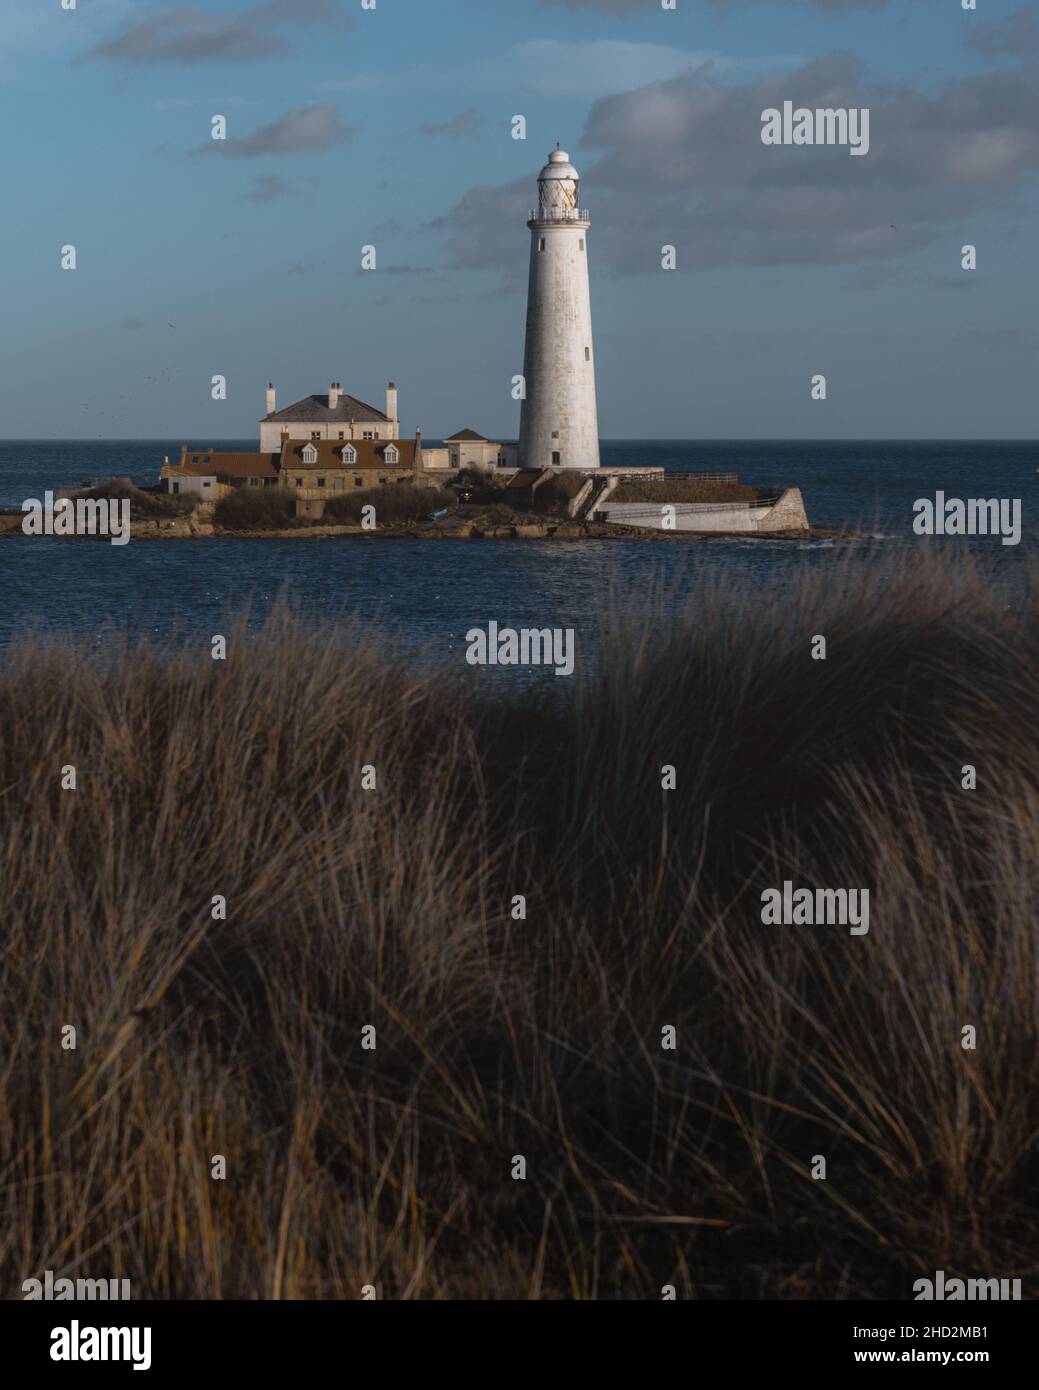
[
  {"left": 579, "top": 239, "right": 585, "bottom": 250},
  {"left": 585, "top": 347, "right": 590, "bottom": 361},
  {"left": 539, "top": 238, "right": 546, "bottom": 251},
  {"left": 552, "top": 451, "right": 561, "bottom": 466}
]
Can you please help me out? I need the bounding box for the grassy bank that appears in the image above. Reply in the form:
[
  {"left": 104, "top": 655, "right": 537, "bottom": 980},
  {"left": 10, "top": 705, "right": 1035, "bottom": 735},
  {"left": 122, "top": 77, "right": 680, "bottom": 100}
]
[
  {"left": 610, "top": 479, "right": 761, "bottom": 504},
  {"left": 1, "top": 550, "right": 1036, "bottom": 1299},
  {"left": 213, "top": 484, "right": 459, "bottom": 530},
  {"left": 64, "top": 478, "right": 200, "bottom": 517}
]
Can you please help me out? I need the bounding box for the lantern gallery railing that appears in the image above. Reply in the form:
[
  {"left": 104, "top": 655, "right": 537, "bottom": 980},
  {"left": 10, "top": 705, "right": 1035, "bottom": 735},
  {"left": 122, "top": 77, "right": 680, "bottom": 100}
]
[{"left": 527, "top": 208, "right": 591, "bottom": 223}]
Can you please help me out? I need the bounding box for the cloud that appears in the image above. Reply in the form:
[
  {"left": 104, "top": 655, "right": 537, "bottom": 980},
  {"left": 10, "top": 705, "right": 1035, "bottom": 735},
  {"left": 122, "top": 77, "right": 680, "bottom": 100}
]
[
  {"left": 539, "top": 0, "right": 888, "bottom": 10},
  {"left": 968, "top": 4, "right": 1039, "bottom": 59},
  {"left": 846, "top": 265, "right": 976, "bottom": 293},
  {"left": 479, "top": 39, "right": 786, "bottom": 102},
  {"left": 414, "top": 109, "right": 482, "bottom": 140},
  {"left": 429, "top": 178, "right": 531, "bottom": 276},
  {"left": 709, "top": 0, "right": 889, "bottom": 9},
  {"left": 433, "top": 56, "right": 1039, "bottom": 276},
  {"left": 242, "top": 174, "right": 296, "bottom": 202},
  {"left": 82, "top": 0, "right": 349, "bottom": 66},
  {"left": 190, "top": 104, "right": 353, "bottom": 158}
]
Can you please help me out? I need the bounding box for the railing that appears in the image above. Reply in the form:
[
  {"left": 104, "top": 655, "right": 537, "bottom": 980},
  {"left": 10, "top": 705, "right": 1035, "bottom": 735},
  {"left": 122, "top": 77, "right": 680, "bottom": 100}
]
[
  {"left": 528, "top": 208, "right": 590, "bottom": 223},
  {"left": 598, "top": 496, "right": 782, "bottom": 517},
  {"left": 664, "top": 471, "right": 739, "bottom": 483}
]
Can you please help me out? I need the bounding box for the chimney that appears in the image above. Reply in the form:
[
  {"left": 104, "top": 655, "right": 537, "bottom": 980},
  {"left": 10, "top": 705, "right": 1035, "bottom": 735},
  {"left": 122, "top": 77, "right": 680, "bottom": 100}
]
[
  {"left": 266, "top": 382, "right": 276, "bottom": 414},
  {"left": 329, "top": 382, "right": 340, "bottom": 410},
  {"left": 415, "top": 426, "right": 423, "bottom": 470},
  {"left": 386, "top": 382, "right": 398, "bottom": 430}
]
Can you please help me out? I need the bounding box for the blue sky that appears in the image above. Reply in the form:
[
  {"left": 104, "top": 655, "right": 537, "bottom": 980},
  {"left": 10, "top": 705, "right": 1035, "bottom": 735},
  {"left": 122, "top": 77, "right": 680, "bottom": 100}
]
[{"left": 1, "top": 0, "right": 1037, "bottom": 440}]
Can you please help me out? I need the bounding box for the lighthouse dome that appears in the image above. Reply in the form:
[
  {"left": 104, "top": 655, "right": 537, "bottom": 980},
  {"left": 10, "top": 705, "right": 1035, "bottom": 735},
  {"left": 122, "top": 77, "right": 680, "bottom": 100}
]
[{"left": 538, "top": 147, "right": 579, "bottom": 181}]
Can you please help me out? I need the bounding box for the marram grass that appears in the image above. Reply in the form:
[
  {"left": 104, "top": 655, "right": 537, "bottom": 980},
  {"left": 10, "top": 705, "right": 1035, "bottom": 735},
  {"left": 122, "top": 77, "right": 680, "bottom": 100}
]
[{"left": 1, "top": 548, "right": 1036, "bottom": 1299}]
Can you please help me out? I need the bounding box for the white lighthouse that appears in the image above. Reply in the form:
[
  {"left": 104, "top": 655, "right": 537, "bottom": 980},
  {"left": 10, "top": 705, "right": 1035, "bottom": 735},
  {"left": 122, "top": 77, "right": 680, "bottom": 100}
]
[{"left": 518, "top": 147, "right": 600, "bottom": 471}]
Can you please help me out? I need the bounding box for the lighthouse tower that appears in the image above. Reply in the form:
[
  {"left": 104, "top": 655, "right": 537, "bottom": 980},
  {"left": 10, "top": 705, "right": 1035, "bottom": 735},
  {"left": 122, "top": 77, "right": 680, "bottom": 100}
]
[{"left": 519, "top": 147, "right": 600, "bottom": 471}]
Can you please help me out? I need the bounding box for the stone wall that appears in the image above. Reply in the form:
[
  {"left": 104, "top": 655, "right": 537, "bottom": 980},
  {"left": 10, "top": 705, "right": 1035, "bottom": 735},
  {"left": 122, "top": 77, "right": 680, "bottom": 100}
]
[{"left": 598, "top": 488, "right": 809, "bottom": 534}]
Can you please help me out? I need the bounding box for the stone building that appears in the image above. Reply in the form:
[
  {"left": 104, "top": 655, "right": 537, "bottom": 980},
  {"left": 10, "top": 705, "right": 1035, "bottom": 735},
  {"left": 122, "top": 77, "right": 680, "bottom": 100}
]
[
  {"left": 163, "top": 450, "right": 280, "bottom": 498},
  {"left": 259, "top": 382, "right": 399, "bottom": 451},
  {"left": 443, "top": 428, "right": 504, "bottom": 472},
  {"left": 279, "top": 436, "right": 425, "bottom": 500},
  {"left": 161, "top": 433, "right": 430, "bottom": 508}
]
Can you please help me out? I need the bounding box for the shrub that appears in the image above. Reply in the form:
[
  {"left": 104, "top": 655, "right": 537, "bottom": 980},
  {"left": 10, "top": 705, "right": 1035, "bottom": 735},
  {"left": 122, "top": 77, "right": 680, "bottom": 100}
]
[
  {"left": 531, "top": 472, "right": 587, "bottom": 515},
  {"left": 324, "top": 485, "right": 457, "bottom": 526},
  {"left": 64, "top": 478, "right": 199, "bottom": 517},
  {"left": 214, "top": 488, "right": 296, "bottom": 530}
]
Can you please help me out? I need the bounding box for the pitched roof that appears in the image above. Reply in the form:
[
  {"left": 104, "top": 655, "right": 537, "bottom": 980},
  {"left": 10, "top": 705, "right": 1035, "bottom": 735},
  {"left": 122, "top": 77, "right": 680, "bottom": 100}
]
[
  {"left": 263, "top": 393, "right": 388, "bottom": 424},
  {"left": 175, "top": 452, "right": 280, "bottom": 478},
  {"left": 281, "top": 438, "right": 419, "bottom": 471},
  {"left": 444, "top": 427, "right": 489, "bottom": 442}
]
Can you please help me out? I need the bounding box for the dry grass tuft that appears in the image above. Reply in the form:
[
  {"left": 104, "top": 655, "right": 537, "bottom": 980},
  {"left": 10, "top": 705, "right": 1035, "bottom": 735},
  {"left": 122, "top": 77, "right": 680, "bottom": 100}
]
[{"left": 1, "top": 549, "right": 1036, "bottom": 1299}]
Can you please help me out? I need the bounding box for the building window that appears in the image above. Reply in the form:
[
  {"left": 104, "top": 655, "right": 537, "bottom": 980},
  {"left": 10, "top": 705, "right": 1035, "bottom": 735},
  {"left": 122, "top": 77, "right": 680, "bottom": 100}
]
[
  {"left": 362, "top": 430, "right": 375, "bottom": 440},
  {"left": 202, "top": 480, "right": 211, "bottom": 488},
  {"left": 379, "top": 477, "right": 388, "bottom": 486},
  {"left": 302, "top": 444, "right": 318, "bottom": 463},
  {"left": 171, "top": 482, "right": 180, "bottom": 494},
  {"left": 249, "top": 478, "right": 259, "bottom": 487},
  {"left": 294, "top": 477, "right": 303, "bottom": 487},
  {"left": 334, "top": 478, "right": 344, "bottom": 492},
  {"left": 384, "top": 445, "right": 399, "bottom": 465},
  {"left": 310, "top": 431, "right": 320, "bottom": 441},
  {"left": 342, "top": 445, "right": 357, "bottom": 464},
  {"left": 355, "top": 477, "right": 363, "bottom": 487},
  {"left": 337, "top": 432, "right": 345, "bottom": 440},
  {"left": 317, "top": 477, "right": 327, "bottom": 487},
  {"left": 191, "top": 456, "right": 199, "bottom": 464},
  {"left": 552, "top": 451, "right": 561, "bottom": 466}
]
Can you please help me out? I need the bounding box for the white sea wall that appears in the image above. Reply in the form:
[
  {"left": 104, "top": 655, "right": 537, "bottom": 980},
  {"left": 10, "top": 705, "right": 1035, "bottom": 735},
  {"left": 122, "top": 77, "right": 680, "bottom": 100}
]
[{"left": 598, "top": 489, "right": 810, "bottom": 533}]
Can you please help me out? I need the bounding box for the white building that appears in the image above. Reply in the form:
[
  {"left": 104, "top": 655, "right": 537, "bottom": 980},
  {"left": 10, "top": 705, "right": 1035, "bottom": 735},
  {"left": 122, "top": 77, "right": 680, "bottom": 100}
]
[
  {"left": 443, "top": 429, "right": 503, "bottom": 471},
  {"left": 260, "top": 381, "right": 399, "bottom": 451},
  {"left": 518, "top": 147, "right": 600, "bottom": 471}
]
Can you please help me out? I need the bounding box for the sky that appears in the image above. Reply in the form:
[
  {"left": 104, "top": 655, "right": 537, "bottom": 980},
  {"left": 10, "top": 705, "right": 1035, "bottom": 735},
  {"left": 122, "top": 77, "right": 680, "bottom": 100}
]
[{"left": 1, "top": 0, "right": 1037, "bottom": 441}]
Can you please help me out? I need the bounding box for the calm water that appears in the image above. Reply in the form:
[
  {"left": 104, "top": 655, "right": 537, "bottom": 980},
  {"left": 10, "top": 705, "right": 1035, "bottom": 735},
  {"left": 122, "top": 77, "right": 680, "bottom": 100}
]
[{"left": 1, "top": 440, "right": 1033, "bottom": 666}]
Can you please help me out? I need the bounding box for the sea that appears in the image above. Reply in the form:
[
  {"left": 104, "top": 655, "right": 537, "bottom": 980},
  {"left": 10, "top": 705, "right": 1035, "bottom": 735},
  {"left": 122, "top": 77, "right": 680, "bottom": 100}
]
[{"left": 1, "top": 440, "right": 1033, "bottom": 669}]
